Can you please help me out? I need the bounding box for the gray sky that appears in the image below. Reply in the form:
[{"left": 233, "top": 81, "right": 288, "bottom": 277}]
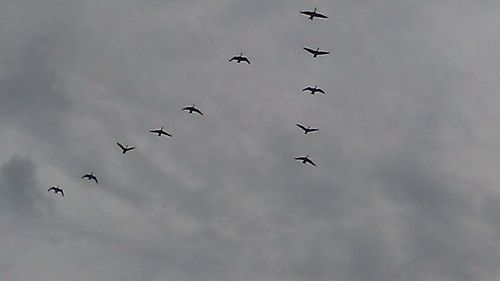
[{"left": 2, "top": 0, "right": 500, "bottom": 280}]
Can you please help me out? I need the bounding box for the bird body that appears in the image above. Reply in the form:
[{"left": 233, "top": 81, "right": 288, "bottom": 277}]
[
  {"left": 295, "top": 155, "right": 317, "bottom": 166},
  {"left": 300, "top": 8, "right": 328, "bottom": 20},
  {"left": 149, "top": 127, "right": 172, "bottom": 137},
  {"left": 117, "top": 142, "right": 136, "bottom": 154},
  {"left": 48, "top": 186, "right": 64, "bottom": 196},
  {"left": 296, "top": 123, "right": 319, "bottom": 134},
  {"left": 229, "top": 53, "right": 250, "bottom": 64},
  {"left": 182, "top": 105, "right": 203, "bottom": 115},
  {"left": 303, "top": 47, "right": 330, "bottom": 58},
  {"left": 82, "top": 172, "right": 98, "bottom": 184},
  {"left": 302, "top": 85, "right": 325, "bottom": 95}
]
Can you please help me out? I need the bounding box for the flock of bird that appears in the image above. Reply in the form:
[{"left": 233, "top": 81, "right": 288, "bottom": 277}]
[
  {"left": 48, "top": 7, "right": 329, "bottom": 197},
  {"left": 294, "top": 8, "right": 328, "bottom": 167}
]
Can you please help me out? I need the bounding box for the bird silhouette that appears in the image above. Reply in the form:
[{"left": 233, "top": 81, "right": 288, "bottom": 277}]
[
  {"left": 300, "top": 8, "right": 328, "bottom": 20},
  {"left": 296, "top": 123, "right": 319, "bottom": 134},
  {"left": 82, "top": 171, "right": 98, "bottom": 184},
  {"left": 302, "top": 85, "right": 325, "bottom": 95},
  {"left": 117, "top": 142, "right": 136, "bottom": 154},
  {"left": 294, "top": 155, "right": 317, "bottom": 166},
  {"left": 182, "top": 105, "right": 203, "bottom": 115},
  {"left": 48, "top": 185, "right": 64, "bottom": 196},
  {"left": 149, "top": 127, "right": 172, "bottom": 137},
  {"left": 229, "top": 53, "right": 250, "bottom": 64},
  {"left": 303, "top": 47, "right": 330, "bottom": 58}
]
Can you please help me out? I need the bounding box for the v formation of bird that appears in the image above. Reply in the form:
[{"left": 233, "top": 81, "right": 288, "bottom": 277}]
[{"left": 48, "top": 8, "right": 327, "bottom": 197}]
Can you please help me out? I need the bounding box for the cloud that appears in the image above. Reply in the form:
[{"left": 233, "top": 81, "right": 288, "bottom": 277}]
[
  {"left": 0, "top": 155, "right": 48, "bottom": 217},
  {"left": 1, "top": 0, "right": 500, "bottom": 281}
]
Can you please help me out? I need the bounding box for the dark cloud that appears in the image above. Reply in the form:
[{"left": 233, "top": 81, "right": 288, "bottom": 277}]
[
  {"left": 0, "top": 34, "right": 72, "bottom": 158},
  {"left": 0, "top": 156, "right": 47, "bottom": 216}
]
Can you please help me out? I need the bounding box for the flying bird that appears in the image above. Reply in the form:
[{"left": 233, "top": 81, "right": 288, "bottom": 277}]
[
  {"left": 229, "top": 53, "right": 250, "bottom": 64},
  {"left": 296, "top": 123, "right": 319, "bottom": 134},
  {"left": 182, "top": 105, "right": 203, "bottom": 115},
  {"left": 302, "top": 85, "right": 325, "bottom": 95},
  {"left": 295, "top": 155, "right": 317, "bottom": 166},
  {"left": 300, "top": 8, "right": 328, "bottom": 20},
  {"left": 149, "top": 127, "right": 172, "bottom": 137},
  {"left": 303, "top": 47, "right": 330, "bottom": 58},
  {"left": 48, "top": 186, "right": 64, "bottom": 196},
  {"left": 82, "top": 171, "right": 98, "bottom": 184},
  {"left": 117, "top": 142, "right": 136, "bottom": 154}
]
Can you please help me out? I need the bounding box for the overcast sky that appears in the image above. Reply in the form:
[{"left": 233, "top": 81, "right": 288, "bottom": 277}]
[{"left": 2, "top": 0, "right": 500, "bottom": 280}]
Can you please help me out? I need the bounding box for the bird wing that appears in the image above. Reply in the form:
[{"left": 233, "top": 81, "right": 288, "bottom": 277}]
[
  {"left": 296, "top": 124, "right": 307, "bottom": 131},
  {"left": 60, "top": 190, "right": 64, "bottom": 196},
  {"left": 295, "top": 157, "right": 305, "bottom": 161},
  {"left": 117, "top": 142, "right": 126, "bottom": 150},
  {"left": 48, "top": 187, "right": 55, "bottom": 192},
  {"left": 242, "top": 57, "right": 250, "bottom": 64},
  {"left": 300, "top": 11, "right": 313, "bottom": 16},
  {"left": 127, "top": 146, "right": 136, "bottom": 151},
  {"left": 306, "top": 158, "right": 317, "bottom": 166},
  {"left": 229, "top": 57, "right": 237, "bottom": 62},
  {"left": 315, "top": 13, "right": 328, "bottom": 18},
  {"left": 193, "top": 108, "right": 203, "bottom": 115},
  {"left": 317, "top": 88, "right": 325, "bottom": 94},
  {"left": 303, "top": 47, "right": 316, "bottom": 54},
  {"left": 302, "top": 87, "right": 313, "bottom": 92},
  {"left": 182, "top": 106, "right": 191, "bottom": 111},
  {"left": 308, "top": 128, "right": 319, "bottom": 132},
  {"left": 164, "top": 131, "right": 172, "bottom": 137},
  {"left": 92, "top": 176, "right": 98, "bottom": 184},
  {"left": 317, "top": 50, "right": 330, "bottom": 55}
]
